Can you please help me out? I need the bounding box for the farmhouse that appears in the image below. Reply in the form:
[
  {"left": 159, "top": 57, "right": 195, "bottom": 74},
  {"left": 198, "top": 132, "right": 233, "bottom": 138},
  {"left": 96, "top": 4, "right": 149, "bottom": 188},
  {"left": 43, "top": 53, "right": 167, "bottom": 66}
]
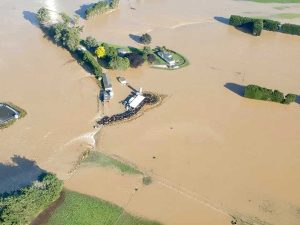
[{"left": 158, "top": 51, "right": 176, "bottom": 66}]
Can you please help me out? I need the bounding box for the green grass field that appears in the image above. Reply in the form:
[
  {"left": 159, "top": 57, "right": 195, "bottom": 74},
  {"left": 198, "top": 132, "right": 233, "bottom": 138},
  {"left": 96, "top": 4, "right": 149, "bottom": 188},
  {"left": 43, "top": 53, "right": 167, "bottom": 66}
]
[
  {"left": 0, "top": 102, "right": 27, "bottom": 130},
  {"left": 243, "top": 0, "right": 300, "bottom": 3},
  {"left": 81, "top": 151, "right": 142, "bottom": 175},
  {"left": 47, "top": 190, "right": 162, "bottom": 225},
  {"left": 274, "top": 6, "right": 290, "bottom": 10},
  {"left": 275, "top": 13, "right": 300, "bottom": 18}
]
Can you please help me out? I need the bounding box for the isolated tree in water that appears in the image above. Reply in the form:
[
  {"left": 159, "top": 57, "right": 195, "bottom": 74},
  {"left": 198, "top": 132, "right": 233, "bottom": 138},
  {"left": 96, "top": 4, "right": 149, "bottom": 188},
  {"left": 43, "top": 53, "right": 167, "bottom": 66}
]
[
  {"left": 95, "top": 46, "right": 106, "bottom": 58},
  {"left": 36, "top": 7, "right": 51, "bottom": 24},
  {"left": 140, "top": 33, "right": 152, "bottom": 45}
]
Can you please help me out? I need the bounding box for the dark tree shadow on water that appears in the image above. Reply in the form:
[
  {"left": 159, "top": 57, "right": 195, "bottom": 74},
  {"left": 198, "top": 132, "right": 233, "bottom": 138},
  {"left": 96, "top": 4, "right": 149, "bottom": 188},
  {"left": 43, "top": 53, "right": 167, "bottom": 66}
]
[
  {"left": 0, "top": 155, "right": 46, "bottom": 194},
  {"left": 129, "top": 34, "right": 142, "bottom": 44},
  {"left": 295, "top": 95, "right": 300, "bottom": 105},
  {"left": 23, "top": 11, "right": 39, "bottom": 27},
  {"left": 75, "top": 3, "right": 94, "bottom": 19},
  {"left": 224, "top": 83, "right": 245, "bottom": 97},
  {"left": 214, "top": 16, "right": 229, "bottom": 25},
  {"left": 235, "top": 23, "right": 253, "bottom": 35}
]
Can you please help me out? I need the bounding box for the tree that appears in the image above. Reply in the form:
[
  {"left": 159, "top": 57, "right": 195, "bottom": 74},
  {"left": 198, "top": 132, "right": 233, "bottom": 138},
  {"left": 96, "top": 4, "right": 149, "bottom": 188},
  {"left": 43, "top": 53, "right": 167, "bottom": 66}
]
[
  {"left": 143, "top": 46, "right": 152, "bottom": 54},
  {"left": 73, "top": 14, "right": 80, "bottom": 25},
  {"left": 108, "top": 56, "right": 130, "bottom": 70},
  {"left": 140, "top": 33, "right": 152, "bottom": 45},
  {"left": 110, "top": 0, "right": 121, "bottom": 8},
  {"left": 271, "top": 90, "right": 284, "bottom": 103},
  {"left": 59, "top": 12, "right": 71, "bottom": 25},
  {"left": 126, "top": 53, "right": 145, "bottom": 68},
  {"left": 36, "top": 7, "right": 51, "bottom": 24},
  {"left": 282, "top": 94, "right": 296, "bottom": 104},
  {"left": 104, "top": 45, "right": 118, "bottom": 58},
  {"left": 147, "top": 54, "right": 156, "bottom": 64},
  {"left": 75, "top": 26, "right": 84, "bottom": 34},
  {"left": 85, "top": 36, "right": 98, "bottom": 48},
  {"left": 95, "top": 46, "right": 106, "bottom": 58},
  {"left": 51, "top": 22, "right": 68, "bottom": 42},
  {"left": 62, "top": 28, "right": 80, "bottom": 52}
]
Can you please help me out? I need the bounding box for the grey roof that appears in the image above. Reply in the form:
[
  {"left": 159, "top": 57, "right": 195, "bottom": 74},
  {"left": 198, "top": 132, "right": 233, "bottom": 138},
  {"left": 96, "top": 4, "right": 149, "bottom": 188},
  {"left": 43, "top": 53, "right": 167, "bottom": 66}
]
[
  {"left": 0, "top": 103, "right": 19, "bottom": 124},
  {"left": 103, "top": 91, "right": 111, "bottom": 101},
  {"left": 117, "top": 48, "right": 127, "bottom": 53},
  {"left": 102, "top": 73, "right": 112, "bottom": 90},
  {"left": 158, "top": 51, "right": 175, "bottom": 63}
]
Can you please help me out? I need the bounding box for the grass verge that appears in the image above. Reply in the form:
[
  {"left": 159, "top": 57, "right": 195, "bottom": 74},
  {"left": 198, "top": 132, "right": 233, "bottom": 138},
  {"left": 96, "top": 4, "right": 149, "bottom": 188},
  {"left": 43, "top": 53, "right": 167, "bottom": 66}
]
[
  {"left": 81, "top": 151, "right": 142, "bottom": 175},
  {"left": 0, "top": 102, "right": 27, "bottom": 130},
  {"left": 47, "top": 190, "right": 162, "bottom": 225}
]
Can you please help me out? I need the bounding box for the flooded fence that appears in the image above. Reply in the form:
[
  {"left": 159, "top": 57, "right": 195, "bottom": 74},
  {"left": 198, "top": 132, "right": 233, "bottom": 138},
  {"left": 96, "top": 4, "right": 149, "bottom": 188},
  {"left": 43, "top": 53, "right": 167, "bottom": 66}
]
[{"left": 98, "top": 93, "right": 159, "bottom": 126}]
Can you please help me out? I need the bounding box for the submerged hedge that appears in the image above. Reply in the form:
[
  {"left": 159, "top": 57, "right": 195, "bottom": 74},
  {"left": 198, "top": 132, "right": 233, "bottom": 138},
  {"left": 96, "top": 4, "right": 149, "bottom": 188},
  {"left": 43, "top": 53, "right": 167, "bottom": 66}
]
[
  {"left": 78, "top": 49, "right": 102, "bottom": 76},
  {"left": 281, "top": 23, "right": 300, "bottom": 35},
  {"left": 229, "top": 15, "right": 281, "bottom": 35},
  {"left": 0, "top": 173, "right": 63, "bottom": 225},
  {"left": 85, "top": 1, "right": 109, "bottom": 20},
  {"left": 244, "top": 85, "right": 296, "bottom": 104}
]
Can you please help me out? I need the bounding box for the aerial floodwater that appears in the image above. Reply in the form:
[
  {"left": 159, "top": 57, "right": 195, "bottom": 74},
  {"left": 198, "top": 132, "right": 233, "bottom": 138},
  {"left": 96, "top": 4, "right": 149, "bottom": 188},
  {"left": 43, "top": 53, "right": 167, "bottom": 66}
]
[{"left": 0, "top": 0, "right": 300, "bottom": 224}]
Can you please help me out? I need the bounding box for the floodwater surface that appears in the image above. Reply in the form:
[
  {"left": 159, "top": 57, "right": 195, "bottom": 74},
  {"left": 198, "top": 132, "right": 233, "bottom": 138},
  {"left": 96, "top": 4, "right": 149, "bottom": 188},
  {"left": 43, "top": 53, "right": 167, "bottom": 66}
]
[{"left": 1, "top": 0, "right": 300, "bottom": 224}]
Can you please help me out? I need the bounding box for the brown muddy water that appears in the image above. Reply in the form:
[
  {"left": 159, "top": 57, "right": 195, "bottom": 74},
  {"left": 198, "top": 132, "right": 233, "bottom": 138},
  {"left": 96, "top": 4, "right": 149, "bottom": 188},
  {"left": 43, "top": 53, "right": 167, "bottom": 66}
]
[{"left": 1, "top": 0, "right": 300, "bottom": 224}]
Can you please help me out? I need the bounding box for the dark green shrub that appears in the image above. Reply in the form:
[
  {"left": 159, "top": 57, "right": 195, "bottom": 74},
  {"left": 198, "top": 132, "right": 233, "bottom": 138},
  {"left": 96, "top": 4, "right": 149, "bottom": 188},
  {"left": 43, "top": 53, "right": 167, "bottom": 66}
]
[
  {"left": 281, "top": 23, "right": 300, "bottom": 35},
  {"left": 229, "top": 15, "right": 263, "bottom": 36},
  {"left": 147, "top": 54, "right": 156, "bottom": 63},
  {"left": 229, "top": 15, "right": 244, "bottom": 26},
  {"left": 253, "top": 20, "right": 263, "bottom": 36},
  {"left": 244, "top": 85, "right": 273, "bottom": 101},
  {"left": 244, "top": 85, "right": 295, "bottom": 105},
  {"left": 108, "top": 56, "right": 130, "bottom": 70},
  {"left": 85, "top": 1, "right": 109, "bottom": 20},
  {"left": 78, "top": 50, "right": 102, "bottom": 76},
  {"left": 0, "top": 173, "right": 63, "bottom": 225},
  {"left": 263, "top": 19, "right": 280, "bottom": 32},
  {"left": 126, "top": 53, "right": 145, "bottom": 68},
  {"left": 140, "top": 33, "right": 152, "bottom": 44},
  {"left": 110, "top": 0, "right": 120, "bottom": 8},
  {"left": 271, "top": 90, "right": 284, "bottom": 102},
  {"left": 85, "top": 36, "right": 98, "bottom": 48},
  {"left": 36, "top": 7, "right": 51, "bottom": 24},
  {"left": 282, "top": 93, "right": 296, "bottom": 104}
]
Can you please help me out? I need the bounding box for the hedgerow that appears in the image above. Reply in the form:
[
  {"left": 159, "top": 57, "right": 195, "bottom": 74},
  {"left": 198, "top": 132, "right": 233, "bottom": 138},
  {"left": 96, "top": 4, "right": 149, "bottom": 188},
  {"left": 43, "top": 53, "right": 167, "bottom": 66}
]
[
  {"left": 244, "top": 85, "right": 296, "bottom": 104},
  {"left": 0, "top": 173, "right": 63, "bottom": 225},
  {"left": 85, "top": 1, "right": 109, "bottom": 20},
  {"left": 281, "top": 23, "right": 300, "bottom": 35},
  {"left": 263, "top": 19, "right": 280, "bottom": 31},
  {"left": 78, "top": 49, "right": 102, "bottom": 76},
  {"left": 229, "top": 15, "right": 281, "bottom": 35}
]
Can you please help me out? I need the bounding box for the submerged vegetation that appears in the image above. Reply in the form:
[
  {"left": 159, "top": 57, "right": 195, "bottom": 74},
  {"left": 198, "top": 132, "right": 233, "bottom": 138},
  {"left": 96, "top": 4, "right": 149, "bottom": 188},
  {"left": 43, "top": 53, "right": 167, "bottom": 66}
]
[
  {"left": 85, "top": 0, "right": 121, "bottom": 20},
  {"left": 229, "top": 15, "right": 300, "bottom": 36},
  {"left": 143, "top": 176, "right": 153, "bottom": 185},
  {"left": 0, "top": 173, "right": 63, "bottom": 225},
  {"left": 81, "top": 151, "right": 142, "bottom": 175},
  {"left": 244, "top": 85, "right": 296, "bottom": 104},
  {"left": 48, "top": 190, "right": 163, "bottom": 225},
  {"left": 0, "top": 102, "right": 27, "bottom": 130}
]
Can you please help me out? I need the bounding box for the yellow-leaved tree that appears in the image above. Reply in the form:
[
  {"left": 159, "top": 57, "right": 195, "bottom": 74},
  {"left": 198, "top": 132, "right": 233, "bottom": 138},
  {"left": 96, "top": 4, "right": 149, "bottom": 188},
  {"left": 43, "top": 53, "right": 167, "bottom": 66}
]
[{"left": 95, "top": 46, "right": 106, "bottom": 58}]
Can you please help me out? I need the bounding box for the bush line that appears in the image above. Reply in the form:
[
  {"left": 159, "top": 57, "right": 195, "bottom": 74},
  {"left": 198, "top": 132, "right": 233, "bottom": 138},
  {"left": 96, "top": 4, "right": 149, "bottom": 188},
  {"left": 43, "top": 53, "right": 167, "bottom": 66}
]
[{"left": 244, "top": 85, "right": 296, "bottom": 104}]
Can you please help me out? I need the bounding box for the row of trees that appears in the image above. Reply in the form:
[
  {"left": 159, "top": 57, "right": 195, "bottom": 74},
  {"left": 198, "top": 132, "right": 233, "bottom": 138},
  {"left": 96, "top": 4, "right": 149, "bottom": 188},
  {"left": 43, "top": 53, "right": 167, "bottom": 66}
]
[
  {"left": 36, "top": 8, "right": 83, "bottom": 52},
  {"left": 0, "top": 173, "right": 63, "bottom": 225},
  {"left": 85, "top": 0, "right": 121, "bottom": 20},
  {"left": 229, "top": 15, "right": 300, "bottom": 36},
  {"left": 244, "top": 85, "right": 296, "bottom": 104},
  {"left": 229, "top": 15, "right": 281, "bottom": 36}
]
